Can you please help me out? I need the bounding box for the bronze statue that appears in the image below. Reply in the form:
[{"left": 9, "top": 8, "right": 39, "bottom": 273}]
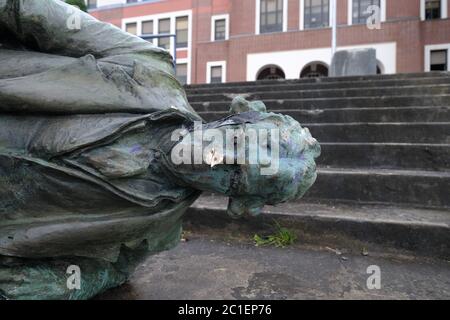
[{"left": 0, "top": 0, "right": 320, "bottom": 299}]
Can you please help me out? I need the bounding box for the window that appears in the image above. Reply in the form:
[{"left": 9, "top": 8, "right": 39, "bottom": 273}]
[
  {"left": 210, "top": 66, "right": 223, "bottom": 83},
  {"left": 142, "top": 20, "right": 153, "bottom": 35},
  {"left": 352, "top": 0, "right": 380, "bottom": 24},
  {"left": 207, "top": 61, "right": 226, "bottom": 83},
  {"left": 300, "top": 62, "right": 329, "bottom": 78},
  {"left": 260, "top": 0, "right": 284, "bottom": 33},
  {"left": 430, "top": 50, "right": 448, "bottom": 71},
  {"left": 304, "top": 0, "right": 330, "bottom": 29},
  {"left": 125, "top": 22, "right": 137, "bottom": 35},
  {"left": 176, "top": 16, "right": 188, "bottom": 48},
  {"left": 158, "top": 18, "right": 171, "bottom": 50},
  {"left": 425, "top": 44, "right": 450, "bottom": 71},
  {"left": 87, "top": 0, "right": 97, "bottom": 9},
  {"left": 257, "top": 65, "right": 286, "bottom": 80},
  {"left": 211, "top": 15, "right": 229, "bottom": 41},
  {"left": 215, "top": 19, "right": 226, "bottom": 40},
  {"left": 426, "top": 0, "right": 441, "bottom": 19},
  {"left": 176, "top": 64, "right": 188, "bottom": 85},
  {"left": 421, "top": 0, "right": 448, "bottom": 20}
]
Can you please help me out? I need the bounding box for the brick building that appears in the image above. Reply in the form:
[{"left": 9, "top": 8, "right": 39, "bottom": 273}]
[{"left": 86, "top": 0, "right": 450, "bottom": 84}]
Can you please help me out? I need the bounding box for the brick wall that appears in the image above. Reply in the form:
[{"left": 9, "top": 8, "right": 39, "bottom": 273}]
[{"left": 90, "top": 0, "right": 450, "bottom": 84}]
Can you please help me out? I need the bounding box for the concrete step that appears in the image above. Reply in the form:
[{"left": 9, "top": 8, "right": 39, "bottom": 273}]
[
  {"left": 184, "top": 195, "right": 450, "bottom": 260},
  {"left": 318, "top": 143, "right": 450, "bottom": 171},
  {"left": 188, "top": 84, "right": 450, "bottom": 103},
  {"left": 306, "top": 168, "right": 450, "bottom": 208},
  {"left": 185, "top": 72, "right": 450, "bottom": 90},
  {"left": 186, "top": 77, "right": 450, "bottom": 95},
  {"left": 306, "top": 122, "right": 449, "bottom": 144},
  {"left": 191, "top": 95, "right": 450, "bottom": 112},
  {"left": 198, "top": 106, "right": 450, "bottom": 123}
]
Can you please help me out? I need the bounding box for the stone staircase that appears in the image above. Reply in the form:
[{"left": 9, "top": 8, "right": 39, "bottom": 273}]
[{"left": 185, "top": 72, "right": 450, "bottom": 210}]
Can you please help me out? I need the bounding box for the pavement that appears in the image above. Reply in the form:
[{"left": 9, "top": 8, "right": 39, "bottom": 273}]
[{"left": 98, "top": 236, "right": 450, "bottom": 300}]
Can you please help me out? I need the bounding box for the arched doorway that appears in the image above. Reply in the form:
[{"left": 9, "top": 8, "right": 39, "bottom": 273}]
[
  {"left": 300, "top": 62, "right": 329, "bottom": 78},
  {"left": 257, "top": 65, "right": 286, "bottom": 80},
  {"left": 376, "top": 60, "right": 385, "bottom": 74}
]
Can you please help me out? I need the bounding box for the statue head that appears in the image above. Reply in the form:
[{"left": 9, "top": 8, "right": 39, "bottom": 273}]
[{"left": 169, "top": 96, "right": 321, "bottom": 218}]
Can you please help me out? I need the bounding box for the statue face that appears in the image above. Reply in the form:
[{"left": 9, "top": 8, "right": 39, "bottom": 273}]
[
  {"left": 171, "top": 111, "right": 321, "bottom": 218},
  {"left": 209, "top": 112, "right": 321, "bottom": 217}
]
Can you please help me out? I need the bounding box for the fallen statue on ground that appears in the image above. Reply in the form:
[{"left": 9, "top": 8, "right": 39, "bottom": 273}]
[{"left": 0, "top": 0, "right": 320, "bottom": 299}]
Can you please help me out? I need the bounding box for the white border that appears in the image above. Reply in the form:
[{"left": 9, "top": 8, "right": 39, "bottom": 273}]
[
  {"left": 348, "top": 0, "right": 386, "bottom": 26},
  {"left": 300, "top": 0, "right": 332, "bottom": 30},
  {"left": 211, "top": 14, "right": 230, "bottom": 41},
  {"left": 424, "top": 43, "right": 450, "bottom": 71},
  {"left": 420, "top": 0, "right": 448, "bottom": 20},
  {"left": 206, "top": 61, "right": 227, "bottom": 83},
  {"left": 255, "top": 0, "right": 288, "bottom": 34},
  {"left": 122, "top": 10, "right": 192, "bottom": 84}
]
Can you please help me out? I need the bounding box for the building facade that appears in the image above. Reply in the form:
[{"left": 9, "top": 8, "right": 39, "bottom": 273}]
[{"left": 86, "top": 0, "right": 450, "bottom": 84}]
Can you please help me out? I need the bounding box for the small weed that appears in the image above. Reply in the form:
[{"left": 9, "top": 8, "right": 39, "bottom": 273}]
[{"left": 253, "top": 221, "right": 297, "bottom": 248}]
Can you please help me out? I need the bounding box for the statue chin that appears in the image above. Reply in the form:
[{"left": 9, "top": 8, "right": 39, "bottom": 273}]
[{"left": 227, "top": 197, "right": 264, "bottom": 218}]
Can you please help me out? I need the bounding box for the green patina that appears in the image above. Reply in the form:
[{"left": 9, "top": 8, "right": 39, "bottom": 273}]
[{"left": 0, "top": 0, "right": 320, "bottom": 299}]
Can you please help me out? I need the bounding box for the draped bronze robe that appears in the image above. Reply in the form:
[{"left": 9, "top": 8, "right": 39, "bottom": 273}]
[{"left": 0, "top": 0, "right": 201, "bottom": 266}]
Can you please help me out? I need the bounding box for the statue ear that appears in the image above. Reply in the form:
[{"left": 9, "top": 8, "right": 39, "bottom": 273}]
[
  {"left": 229, "top": 96, "right": 267, "bottom": 114},
  {"left": 227, "top": 197, "right": 264, "bottom": 218}
]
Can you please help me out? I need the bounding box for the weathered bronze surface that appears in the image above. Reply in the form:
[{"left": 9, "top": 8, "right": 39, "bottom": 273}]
[{"left": 0, "top": 0, "right": 320, "bottom": 299}]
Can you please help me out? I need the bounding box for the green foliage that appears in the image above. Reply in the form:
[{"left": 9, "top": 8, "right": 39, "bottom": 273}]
[
  {"left": 65, "top": 0, "right": 87, "bottom": 12},
  {"left": 253, "top": 221, "right": 297, "bottom": 248}
]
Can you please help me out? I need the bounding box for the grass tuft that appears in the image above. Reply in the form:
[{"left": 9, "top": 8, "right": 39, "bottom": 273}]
[{"left": 253, "top": 221, "right": 297, "bottom": 248}]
